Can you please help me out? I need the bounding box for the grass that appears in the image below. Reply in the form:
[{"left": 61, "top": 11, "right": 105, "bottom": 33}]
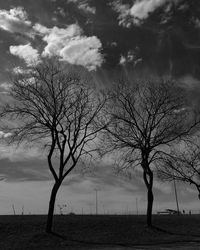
[{"left": 0, "top": 214, "right": 200, "bottom": 249}]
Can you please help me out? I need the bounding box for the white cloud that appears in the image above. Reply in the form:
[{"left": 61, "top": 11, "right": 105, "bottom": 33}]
[
  {"left": 0, "top": 131, "right": 12, "bottom": 138},
  {"left": 130, "top": 0, "right": 168, "bottom": 21},
  {"left": 10, "top": 43, "right": 40, "bottom": 66},
  {"left": 68, "top": 0, "right": 96, "bottom": 14},
  {"left": 32, "top": 23, "right": 50, "bottom": 36},
  {"left": 78, "top": 2, "right": 96, "bottom": 14},
  {"left": 0, "top": 82, "right": 12, "bottom": 91},
  {"left": 112, "top": 0, "right": 177, "bottom": 26},
  {"left": 111, "top": 1, "right": 132, "bottom": 28},
  {"left": 119, "top": 55, "right": 126, "bottom": 65},
  {"left": 0, "top": 143, "right": 43, "bottom": 162},
  {"left": 59, "top": 36, "right": 103, "bottom": 70},
  {"left": 6, "top": 14, "right": 103, "bottom": 70},
  {"left": 9, "top": 7, "right": 29, "bottom": 21},
  {"left": 110, "top": 41, "right": 117, "bottom": 47},
  {"left": 119, "top": 49, "right": 142, "bottom": 66},
  {"left": 42, "top": 24, "right": 103, "bottom": 70},
  {"left": 42, "top": 24, "right": 82, "bottom": 56},
  {"left": 0, "top": 7, "right": 32, "bottom": 35},
  {"left": 12, "top": 66, "right": 32, "bottom": 75},
  {"left": 54, "top": 7, "right": 66, "bottom": 17},
  {"left": 179, "top": 75, "right": 200, "bottom": 89},
  {"left": 193, "top": 18, "right": 200, "bottom": 29}
]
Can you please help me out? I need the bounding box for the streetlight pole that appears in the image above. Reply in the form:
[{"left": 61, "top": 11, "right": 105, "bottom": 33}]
[
  {"left": 95, "top": 189, "right": 98, "bottom": 215},
  {"left": 136, "top": 198, "right": 138, "bottom": 215},
  {"left": 173, "top": 179, "right": 180, "bottom": 214}
]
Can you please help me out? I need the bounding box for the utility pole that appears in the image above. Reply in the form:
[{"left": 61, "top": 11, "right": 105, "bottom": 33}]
[
  {"left": 95, "top": 189, "right": 98, "bottom": 215},
  {"left": 21, "top": 205, "right": 24, "bottom": 215},
  {"left": 136, "top": 198, "right": 138, "bottom": 215},
  {"left": 173, "top": 179, "right": 180, "bottom": 214},
  {"left": 12, "top": 204, "right": 16, "bottom": 215}
]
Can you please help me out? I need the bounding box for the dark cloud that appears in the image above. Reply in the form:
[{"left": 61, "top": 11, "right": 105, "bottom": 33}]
[{"left": 0, "top": 157, "right": 50, "bottom": 182}]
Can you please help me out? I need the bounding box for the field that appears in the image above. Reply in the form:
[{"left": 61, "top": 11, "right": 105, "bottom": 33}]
[{"left": 0, "top": 214, "right": 200, "bottom": 250}]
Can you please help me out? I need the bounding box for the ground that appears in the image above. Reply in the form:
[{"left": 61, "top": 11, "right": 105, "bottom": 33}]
[{"left": 0, "top": 215, "right": 200, "bottom": 249}]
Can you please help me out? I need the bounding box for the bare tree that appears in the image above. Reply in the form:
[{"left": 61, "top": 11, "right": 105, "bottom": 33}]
[
  {"left": 157, "top": 139, "right": 200, "bottom": 199},
  {"left": 103, "top": 78, "right": 197, "bottom": 227},
  {"left": 1, "top": 59, "right": 106, "bottom": 233}
]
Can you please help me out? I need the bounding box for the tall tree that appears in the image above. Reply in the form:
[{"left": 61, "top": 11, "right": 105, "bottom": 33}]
[
  {"left": 157, "top": 139, "right": 200, "bottom": 199},
  {"left": 103, "top": 78, "right": 197, "bottom": 227},
  {"left": 2, "top": 60, "right": 106, "bottom": 233}
]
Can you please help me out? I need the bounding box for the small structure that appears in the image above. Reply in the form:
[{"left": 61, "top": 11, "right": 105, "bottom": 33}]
[{"left": 157, "top": 209, "right": 181, "bottom": 215}]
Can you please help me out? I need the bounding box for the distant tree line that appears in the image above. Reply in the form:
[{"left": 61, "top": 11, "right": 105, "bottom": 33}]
[{"left": 1, "top": 58, "right": 200, "bottom": 232}]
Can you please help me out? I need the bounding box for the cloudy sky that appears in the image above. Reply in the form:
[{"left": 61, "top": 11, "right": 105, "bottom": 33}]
[{"left": 0, "top": 0, "right": 200, "bottom": 215}]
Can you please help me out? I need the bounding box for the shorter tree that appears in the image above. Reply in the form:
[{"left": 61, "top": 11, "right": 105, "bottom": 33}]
[
  {"left": 157, "top": 139, "right": 200, "bottom": 199},
  {"left": 2, "top": 59, "right": 106, "bottom": 233},
  {"left": 102, "top": 78, "right": 198, "bottom": 227}
]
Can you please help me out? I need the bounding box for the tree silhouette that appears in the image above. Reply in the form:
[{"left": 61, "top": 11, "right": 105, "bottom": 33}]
[
  {"left": 102, "top": 78, "right": 198, "bottom": 227},
  {"left": 157, "top": 138, "right": 200, "bottom": 200},
  {"left": 2, "top": 59, "right": 106, "bottom": 233}
]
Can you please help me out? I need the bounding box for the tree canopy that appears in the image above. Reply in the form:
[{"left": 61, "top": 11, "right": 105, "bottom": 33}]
[
  {"left": 102, "top": 78, "right": 198, "bottom": 226},
  {"left": 1, "top": 59, "right": 106, "bottom": 232}
]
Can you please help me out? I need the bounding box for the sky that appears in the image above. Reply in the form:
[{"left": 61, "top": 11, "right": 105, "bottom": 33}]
[{"left": 0, "top": 0, "right": 200, "bottom": 215}]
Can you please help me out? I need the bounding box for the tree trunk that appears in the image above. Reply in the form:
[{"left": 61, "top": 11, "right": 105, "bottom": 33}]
[
  {"left": 147, "top": 186, "right": 154, "bottom": 227},
  {"left": 46, "top": 182, "right": 61, "bottom": 233},
  {"left": 143, "top": 167, "right": 154, "bottom": 228}
]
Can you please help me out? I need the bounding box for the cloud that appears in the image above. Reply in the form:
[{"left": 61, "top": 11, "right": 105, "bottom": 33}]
[
  {"left": 9, "top": 43, "right": 40, "bottom": 66},
  {"left": 0, "top": 7, "right": 32, "bottom": 35},
  {"left": 153, "top": 179, "right": 172, "bottom": 194},
  {"left": 33, "top": 23, "right": 50, "bottom": 36},
  {"left": 130, "top": 0, "right": 168, "bottom": 22},
  {"left": 42, "top": 24, "right": 82, "bottom": 55},
  {"left": 12, "top": 66, "right": 32, "bottom": 75},
  {"left": 111, "top": 0, "right": 177, "bottom": 26},
  {"left": 54, "top": 6, "right": 66, "bottom": 17},
  {"left": 0, "top": 82, "right": 12, "bottom": 95},
  {"left": 77, "top": 2, "right": 96, "bottom": 14},
  {"left": 0, "top": 131, "right": 12, "bottom": 138},
  {"left": 8, "top": 22, "right": 103, "bottom": 70},
  {"left": 179, "top": 75, "right": 200, "bottom": 89},
  {"left": 0, "top": 82, "right": 12, "bottom": 91},
  {"left": 42, "top": 24, "right": 103, "bottom": 70},
  {"left": 59, "top": 36, "right": 103, "bottom": 70},
  {"left": 1, "top": 6, "right": 102, "bottom": 71},
  {"left": 119, "top": 49, "right": 143, "bottom": 66},
  {"left": 0, "top": 150, "right": 197, "bottom": 214},
  {"left": 119, "top": 55, "right": 126, "bottom": 65},
  {"left": 0, "top": 142, "right": 45, "bottom": 162},
  {"left": 0, "top": 157, "right": 49, "bottom": 182},
  {"left": 111, "top": 1, "right": 132, "bottom": 28},
  {"left": 193, "top": 17, "right": 200, "bottom": 29},
  {"left": 68, "top": 0, "right": 96, "bottom": 14}
]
